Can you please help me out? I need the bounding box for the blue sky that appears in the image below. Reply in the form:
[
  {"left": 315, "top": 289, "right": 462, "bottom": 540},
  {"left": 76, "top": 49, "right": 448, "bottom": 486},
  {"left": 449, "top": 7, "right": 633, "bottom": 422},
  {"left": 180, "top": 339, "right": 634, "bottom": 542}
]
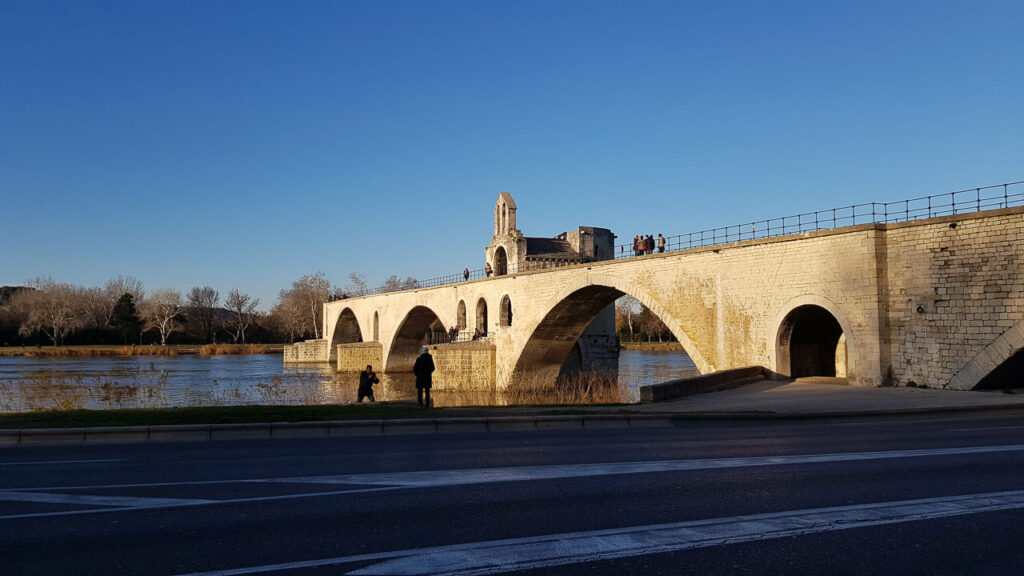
[{"left": 2, "top": 1, "right": 1022, "bottom": 309}]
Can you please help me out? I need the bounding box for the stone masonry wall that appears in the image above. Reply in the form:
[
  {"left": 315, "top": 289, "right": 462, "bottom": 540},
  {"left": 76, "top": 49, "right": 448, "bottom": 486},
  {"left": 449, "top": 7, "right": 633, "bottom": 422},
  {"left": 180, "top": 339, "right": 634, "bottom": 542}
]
[
  {"left": 431, "top": 342, "right": 496, "bottom": 390},
  {"left": 336, "top": 342, "right": 383, "bottom": 373},
  {"left": 884, "top": 209, "right": 1024, "bottom": 388},
  {"left": 283, "top": 339, "right": 329, "bottom": 363}
]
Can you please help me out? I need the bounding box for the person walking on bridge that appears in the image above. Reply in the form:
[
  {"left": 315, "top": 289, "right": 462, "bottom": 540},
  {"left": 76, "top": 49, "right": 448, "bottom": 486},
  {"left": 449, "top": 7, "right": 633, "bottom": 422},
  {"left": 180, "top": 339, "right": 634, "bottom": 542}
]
[
  {"left": 413, "top": 347, "right": 435, "bottom": 407},
  {"left": 657, "top": 233, "right": 665, "bottom": 253}
]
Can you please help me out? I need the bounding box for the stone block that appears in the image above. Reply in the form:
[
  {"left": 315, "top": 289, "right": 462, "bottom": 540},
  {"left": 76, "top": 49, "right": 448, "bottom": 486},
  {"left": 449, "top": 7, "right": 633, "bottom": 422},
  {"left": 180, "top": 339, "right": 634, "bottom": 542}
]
[
  {"left": 382, "top": 419, "right": 437, "bottom": 435},
  {"left": 329, "top": 420, "right": 384, "bottom": 437},
  {"left": 17, "top": 428, "right": 86, "bottom": 445},
  {"left": 485, "top": 417, "right": 537, "bottom": 431},
  {"left": 535, "top": 416, "right": 583, "bottom": 430},
  {"left": 0, "top": 430, "right": 20, "bottom": 446},
  {"left": 435, "top": 418, "right": 490, "bottom": 434},
  {"left": 84, "top": 426, "right": 150, "bottom": 445},
  {"left": 147, "top": 425, "right": 211, "bottom": 443},
  {"left": 210, "top": 423, "right": 272, "bottom": 441},
  {"left": 271, "top": 422, "right": 331, "bottom": 439}
]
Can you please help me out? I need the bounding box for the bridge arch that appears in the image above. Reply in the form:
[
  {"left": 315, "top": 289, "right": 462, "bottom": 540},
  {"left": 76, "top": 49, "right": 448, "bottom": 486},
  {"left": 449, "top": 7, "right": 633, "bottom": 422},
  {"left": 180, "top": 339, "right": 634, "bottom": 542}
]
[
  {"left": 499, "top": 294, "right": 513, "bottom": 327},
  {"left": 372, "top": 311, "right": 379, "bottom": 341},
  {"left": 508, "top": 272, "right": 707, "bottom": 388},
  {"left": 476, "top": 297, "right": 489, "bottom": 335},
  {"left": 950, "top": 320, "right": 1024, "bottom": 390},
  {"left": 385, "top": 305, "right": 446, "bottom": 372},
  {"left": 456, "top": 300, "right": 467, "bottom": 330},
  {"left": 771, "top": 295, "right": 854, "bottom": 379},
  {"left": 330, "top": 307, "right": 363, "bottom": 349}
]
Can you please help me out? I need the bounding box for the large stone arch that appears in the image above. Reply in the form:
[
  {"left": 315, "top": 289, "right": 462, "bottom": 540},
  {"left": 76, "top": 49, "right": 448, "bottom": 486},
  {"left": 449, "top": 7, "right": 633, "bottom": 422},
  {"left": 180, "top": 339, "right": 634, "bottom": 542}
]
[
  {"left": 330, "top": 307, "right": 363, "bottom": 348},
  {"left": 770, "top": 295, "right": 856, "bottom": 380},
  {"left": 949, "top": 321, "right": 1024, "bottom": 390},
  {"left": 384, "top": 305, "right": 446, "bottom": 373},
  {"left": 507, "top": 272, "right": 708, "bottom": 388}
]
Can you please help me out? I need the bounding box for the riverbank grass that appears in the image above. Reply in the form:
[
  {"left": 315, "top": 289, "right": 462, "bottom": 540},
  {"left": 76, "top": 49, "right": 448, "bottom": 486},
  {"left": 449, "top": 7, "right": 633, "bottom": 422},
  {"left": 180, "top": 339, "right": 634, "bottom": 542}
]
[{"left": 0, "top": 344, "right": 284, "bottom": 357}]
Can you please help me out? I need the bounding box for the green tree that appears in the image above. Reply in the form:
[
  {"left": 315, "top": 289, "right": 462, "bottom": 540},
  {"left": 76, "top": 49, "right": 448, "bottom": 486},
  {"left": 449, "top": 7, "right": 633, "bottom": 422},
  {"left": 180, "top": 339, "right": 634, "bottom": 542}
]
[{"left": 110, "top": 293, "right": 141, "bottom": 344}]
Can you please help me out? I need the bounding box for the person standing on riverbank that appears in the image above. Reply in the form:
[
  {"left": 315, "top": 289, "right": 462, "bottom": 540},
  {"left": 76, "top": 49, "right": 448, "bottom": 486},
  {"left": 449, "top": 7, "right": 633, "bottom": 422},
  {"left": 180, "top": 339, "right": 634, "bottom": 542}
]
[
  {"left": 358, "top": 365, "right": 379, "bottom": 403},
  {"left": 413, "top": 347, "right": 435, "bottom": 407}
]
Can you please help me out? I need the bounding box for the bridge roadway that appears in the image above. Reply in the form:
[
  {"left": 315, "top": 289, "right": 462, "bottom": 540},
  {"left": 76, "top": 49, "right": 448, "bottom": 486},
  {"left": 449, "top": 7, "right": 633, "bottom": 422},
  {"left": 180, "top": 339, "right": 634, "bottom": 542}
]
[
  {"left": 307, "top": 205, "right": 1024, "bottom": 392},
  {"left": 3, "top": 409, "right": 1024, "bottom": 574}
]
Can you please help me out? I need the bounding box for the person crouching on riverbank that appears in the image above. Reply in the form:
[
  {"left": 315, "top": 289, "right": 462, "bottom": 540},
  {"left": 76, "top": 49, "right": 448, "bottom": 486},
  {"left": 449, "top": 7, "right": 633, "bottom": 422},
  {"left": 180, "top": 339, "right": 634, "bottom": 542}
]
[{"left": 358, "top": 365, "right": 379, "bottom": 403}]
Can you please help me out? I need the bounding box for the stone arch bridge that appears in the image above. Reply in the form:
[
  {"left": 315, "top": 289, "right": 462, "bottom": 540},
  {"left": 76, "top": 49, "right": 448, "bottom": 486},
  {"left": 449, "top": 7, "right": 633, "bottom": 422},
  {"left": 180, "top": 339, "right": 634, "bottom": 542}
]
[{"left": 286, "top": 206, "right": 1024, "bottom": 392}]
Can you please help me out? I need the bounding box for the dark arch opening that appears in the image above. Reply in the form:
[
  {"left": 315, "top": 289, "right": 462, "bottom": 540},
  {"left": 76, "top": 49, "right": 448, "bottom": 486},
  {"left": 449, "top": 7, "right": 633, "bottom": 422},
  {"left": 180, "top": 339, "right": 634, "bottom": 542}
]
[
  {"left": 776, "top": 305, "right": 845, "bottom": 378},
  {"left": 372, "top": 311, "right": 379, "bottom": 341},
  {"left": 494, "top": 247, "right": 508, "bottom": 276},
  {"left": 457, "top": 300, "right": 467, "bottom": 330},
  {"left": 974, "top": 348, "right": 1024, "bottom": 390},
  {"left": 331, "top": 308, "right": 363, "bottom": 348},
  {"left": 385, "top": 306, "right": 444, "bottom": 372},
  {"left": 500, "top": 295, "right": 512, "bottom": 327},
  {"left": 476, "top": 298, "right": 488, "bottom": 335},
  {"left": 511, "top": 285, "right": 691, "bottom": 390}
]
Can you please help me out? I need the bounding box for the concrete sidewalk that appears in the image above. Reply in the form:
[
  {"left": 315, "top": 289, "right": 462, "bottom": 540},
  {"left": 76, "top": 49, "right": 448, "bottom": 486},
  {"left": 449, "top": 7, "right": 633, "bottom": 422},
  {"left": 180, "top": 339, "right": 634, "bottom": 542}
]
[{"left": 629, "top": 378, "right": 1024, "bottom": 416}]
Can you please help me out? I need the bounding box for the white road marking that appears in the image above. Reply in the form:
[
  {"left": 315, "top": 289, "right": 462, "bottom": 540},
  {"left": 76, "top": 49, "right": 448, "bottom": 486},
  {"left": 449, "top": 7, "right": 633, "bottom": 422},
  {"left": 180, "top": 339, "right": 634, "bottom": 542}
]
[
  {"left": 266, "top": 443, "right": 1024, "bottom": 488},
  {"left": 0, "top": 491, "right": 215, "bottom": 508},
  {"left": 4, "top": 444, "right": 1023, "bottom": 521},
  {"left": 0, "top": 486, "right": 402, "bottom": 521},
  {"left": 170, "top": 490, "right": 1024, "bottom": 576},
  {"left": 948, "top": 425, "right": 1024, "bottom": 432},
  {"left": 0, "top": 458, "right": 123, "bottom": 467}
]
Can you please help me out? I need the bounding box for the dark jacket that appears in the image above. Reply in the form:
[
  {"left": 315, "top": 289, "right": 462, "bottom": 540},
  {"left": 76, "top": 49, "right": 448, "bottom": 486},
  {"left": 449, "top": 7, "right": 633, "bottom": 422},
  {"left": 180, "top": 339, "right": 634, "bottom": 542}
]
[
  {"left": 413, "top": 352, "right": 435, "bottom": 389},
  {"left": 358, "top": 370, "right": 379, "bottom": 393}
]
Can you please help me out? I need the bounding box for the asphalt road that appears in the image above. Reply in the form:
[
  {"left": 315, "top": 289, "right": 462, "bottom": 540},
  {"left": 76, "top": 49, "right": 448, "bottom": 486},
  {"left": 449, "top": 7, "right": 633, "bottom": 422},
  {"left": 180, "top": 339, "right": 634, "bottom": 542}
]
[{"left": 3, "top": 410, "right": 1024, "bottom": 575}]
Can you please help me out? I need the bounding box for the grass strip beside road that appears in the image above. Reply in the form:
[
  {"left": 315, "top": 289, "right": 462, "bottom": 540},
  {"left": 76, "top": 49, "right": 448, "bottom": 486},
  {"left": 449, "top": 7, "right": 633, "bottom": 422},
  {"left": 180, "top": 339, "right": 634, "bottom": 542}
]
[
  {"left": 0, "top": 404, "right": 444, "bottom": 429},
  {"left": 0, "top": 403, "right": 638, "bottom": 429}
]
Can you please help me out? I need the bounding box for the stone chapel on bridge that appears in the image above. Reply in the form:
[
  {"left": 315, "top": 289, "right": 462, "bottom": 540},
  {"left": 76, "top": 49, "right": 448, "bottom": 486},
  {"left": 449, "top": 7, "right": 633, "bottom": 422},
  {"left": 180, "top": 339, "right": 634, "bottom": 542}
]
[{"left": 484, "top": 192, "right": 616, "bottom": 276}]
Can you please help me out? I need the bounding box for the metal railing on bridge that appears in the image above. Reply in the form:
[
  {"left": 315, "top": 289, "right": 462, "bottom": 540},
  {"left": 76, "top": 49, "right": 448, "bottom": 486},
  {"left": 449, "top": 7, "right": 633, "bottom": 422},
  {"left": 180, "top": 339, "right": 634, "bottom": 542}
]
[
  {"left": 338, "top": 180, "right": 1023, "bottom": 298},
  {"left": 617, "top": 180, "right": 1024, "bottom": 257}
]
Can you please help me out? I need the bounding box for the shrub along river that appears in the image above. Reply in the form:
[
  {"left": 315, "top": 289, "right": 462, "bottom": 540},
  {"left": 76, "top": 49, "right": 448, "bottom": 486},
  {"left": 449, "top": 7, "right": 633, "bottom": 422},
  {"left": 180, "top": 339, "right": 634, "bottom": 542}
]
[{"left": 0, "top": 349, "right": 697, "bottom": 411}]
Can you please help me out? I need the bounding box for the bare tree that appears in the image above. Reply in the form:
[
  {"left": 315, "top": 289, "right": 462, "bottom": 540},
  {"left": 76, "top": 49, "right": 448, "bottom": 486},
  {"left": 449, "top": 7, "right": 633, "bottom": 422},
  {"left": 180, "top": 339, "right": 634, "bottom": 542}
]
[
  {"left": 144, "top": 288, "right": 183, "bottom": 346},
  {"left": 346, "top": 272, "right": 368, "bottom": 297},
  {"left": 186, "top": 286, "right": 219, "bottom": 342},
  {"left": 615, "top": 296, "right": 639, "bottom": 342},
  {"left": 381, "top": 275, "right": 419, "bottom": 293},
  {"left": 290, "top": 272, "right": 330, "bottom": 339},
  {"left": 15, "top": 277, "right": 83, "bottom": 346},
  {"left": 79, "top": 286, "right": 110, "bottom": 330},
  {"left": 270, "top": 290, "right": 308, "bottom": 342},
  {"left": 103, "top": 275, "right": 144, "bottom": 327},
  {"left": 636, "top": 304, "right": 669, "bottom": 342},
  {"left": 224, "top": 289, "right": 259, "bottom": 343}
]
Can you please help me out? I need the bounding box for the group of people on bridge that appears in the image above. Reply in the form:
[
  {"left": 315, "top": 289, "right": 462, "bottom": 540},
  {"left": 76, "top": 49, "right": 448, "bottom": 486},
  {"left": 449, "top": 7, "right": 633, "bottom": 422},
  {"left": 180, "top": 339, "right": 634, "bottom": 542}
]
[{"left": 632, "top": 234, "right": 666, "bottom": 257}]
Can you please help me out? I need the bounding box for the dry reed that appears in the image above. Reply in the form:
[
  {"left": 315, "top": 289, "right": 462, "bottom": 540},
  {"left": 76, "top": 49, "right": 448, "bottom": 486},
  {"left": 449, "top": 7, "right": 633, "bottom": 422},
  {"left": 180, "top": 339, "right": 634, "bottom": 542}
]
[
  {"left": 503, "top": 372, "right": 630, "bottom": 405},
  {"left": 198, "top": 344, "right": 272, "bottom": 356},
  {"left": 19, "top": 346, "right": 178, "bottom": 357}
]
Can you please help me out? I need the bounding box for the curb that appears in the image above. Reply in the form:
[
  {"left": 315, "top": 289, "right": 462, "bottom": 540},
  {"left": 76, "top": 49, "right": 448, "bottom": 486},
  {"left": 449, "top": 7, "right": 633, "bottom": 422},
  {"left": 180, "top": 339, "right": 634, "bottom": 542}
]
[{"left": 2, "top": 403, "right": 1022, "bottom": 446}]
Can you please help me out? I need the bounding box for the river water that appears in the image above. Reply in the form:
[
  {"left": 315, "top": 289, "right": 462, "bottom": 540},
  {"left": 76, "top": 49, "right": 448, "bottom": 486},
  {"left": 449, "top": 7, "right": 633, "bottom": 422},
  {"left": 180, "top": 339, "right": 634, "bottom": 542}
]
[{"left": 0, "top": 349, "right": 696, "bottom": 411}]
